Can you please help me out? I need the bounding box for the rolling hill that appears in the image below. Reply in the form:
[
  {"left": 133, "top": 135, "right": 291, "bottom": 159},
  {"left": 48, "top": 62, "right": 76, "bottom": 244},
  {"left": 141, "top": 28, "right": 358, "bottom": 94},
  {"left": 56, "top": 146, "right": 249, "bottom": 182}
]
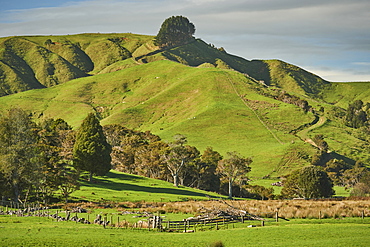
[{"left": 0, "top": 33, "right": 369, "bottom": 178}]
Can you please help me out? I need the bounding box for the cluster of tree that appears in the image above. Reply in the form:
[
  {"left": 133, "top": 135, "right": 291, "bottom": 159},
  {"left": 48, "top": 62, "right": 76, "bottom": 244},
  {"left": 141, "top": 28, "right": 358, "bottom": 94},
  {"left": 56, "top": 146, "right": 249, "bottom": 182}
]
[
  {"left": 275, "top": 91, "right": 313, "bottom": 113},
  {"left": 0, "top": 109, "right": 79, "bottom": 204},
  {"left": 281, "top": 166, "right": 334, "bottom": 199},
  {"left": 281, "top": 133, "right": 370, "bottom": 198},
  {"left": 154, "top": 16, "right": 195, "bottom": 49},
  {"left": 0, "top": 108, "right": 259, "bottom": 203},
  {"left": 282, "top": 160, "right": 370, "bottom": 198},
  {"left": 345, "top": 100, "right": 369, "bottom": 129},
  {"left": 104, "top": 127, "right": 254, "bottom": 199},
  {"left": 0, "top": 110, "right": 112, "bottom": 204}
]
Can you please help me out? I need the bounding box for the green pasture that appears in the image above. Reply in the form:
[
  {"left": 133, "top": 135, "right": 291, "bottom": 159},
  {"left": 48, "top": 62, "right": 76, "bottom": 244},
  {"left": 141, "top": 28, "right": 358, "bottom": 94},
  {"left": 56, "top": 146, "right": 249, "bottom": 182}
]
[
  {"left": 1, "top": 215, "right": 369, "bottom": 246},
  {"left": 71, "top": 170, "right": 226, "bottom": 203},
  {"left": 72, "top": 170, "right": 350, "bottom": 202}
]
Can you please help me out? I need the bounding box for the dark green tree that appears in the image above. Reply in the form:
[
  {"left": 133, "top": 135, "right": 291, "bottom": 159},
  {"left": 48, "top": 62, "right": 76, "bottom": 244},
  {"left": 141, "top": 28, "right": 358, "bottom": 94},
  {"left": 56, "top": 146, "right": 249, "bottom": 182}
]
[
  {"left": 217, "top": 151, "right": 252, "bottom": 199},
  {"left": 281, "top": 166, "right": 334, "bottom": 199},
  {"left": 73, "top": 113, "right": 111, "bottom": 182},
  {"left": 196, "top": 147, "right": 222, "bottom": 191},
  {"left": 0, "top": 108, "right": 39, "bottom": 202},
  {"left": 312, "top": 134, "right": 329, "bottom": 152},
  {"left": 37, "top": 118, "right": 79, "bottom": 203},
  {"left": 154, "top": 16, "right": 195, "bottom": 48},
  {"left": 324, "top": 159, "right": 350, "bottom": 185},
  {"left": 345, "top": 100, "right": 368, "bottom": 128}
]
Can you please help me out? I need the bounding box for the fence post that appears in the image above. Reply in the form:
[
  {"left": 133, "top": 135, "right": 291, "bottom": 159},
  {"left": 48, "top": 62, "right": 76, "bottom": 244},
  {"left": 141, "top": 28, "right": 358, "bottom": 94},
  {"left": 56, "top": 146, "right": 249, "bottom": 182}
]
[
  {"left": 261, "top": 221, "right": 264, "bottom": 227},
  {"left": 275, "top": 211, "right": 279, "bottom": 222},
  {"left": 319, "top": 211, "right": 322, "bottom": 220},
  {"left": 361, "top": 211, "right": 364, "bottom": 219}
]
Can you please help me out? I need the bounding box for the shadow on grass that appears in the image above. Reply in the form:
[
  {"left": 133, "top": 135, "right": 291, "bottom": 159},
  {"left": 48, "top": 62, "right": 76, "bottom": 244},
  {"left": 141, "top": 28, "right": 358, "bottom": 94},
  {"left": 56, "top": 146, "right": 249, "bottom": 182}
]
[{"left": 80, "top": 171, "right": 219, "bottom": 199}]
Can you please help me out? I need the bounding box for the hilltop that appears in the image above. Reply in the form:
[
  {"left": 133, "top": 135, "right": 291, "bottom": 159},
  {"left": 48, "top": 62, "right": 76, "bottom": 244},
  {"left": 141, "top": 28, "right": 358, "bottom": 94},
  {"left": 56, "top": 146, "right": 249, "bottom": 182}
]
[{"left": 0, "top": 32, "right": 369, "bottom": 178}]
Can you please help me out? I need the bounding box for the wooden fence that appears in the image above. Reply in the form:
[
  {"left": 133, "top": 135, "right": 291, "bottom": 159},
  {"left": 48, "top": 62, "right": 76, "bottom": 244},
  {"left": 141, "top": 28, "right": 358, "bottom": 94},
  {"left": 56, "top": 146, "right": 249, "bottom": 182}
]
[{"left": 147, "top": 215, "right": 261, "bottom": 232}]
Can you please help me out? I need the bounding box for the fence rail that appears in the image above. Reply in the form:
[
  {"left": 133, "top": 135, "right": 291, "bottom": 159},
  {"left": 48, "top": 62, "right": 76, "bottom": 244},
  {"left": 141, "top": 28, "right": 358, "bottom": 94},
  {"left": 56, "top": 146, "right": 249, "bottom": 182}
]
[{"left": 149, "top": 215, "right": 259, "bottom": 232}]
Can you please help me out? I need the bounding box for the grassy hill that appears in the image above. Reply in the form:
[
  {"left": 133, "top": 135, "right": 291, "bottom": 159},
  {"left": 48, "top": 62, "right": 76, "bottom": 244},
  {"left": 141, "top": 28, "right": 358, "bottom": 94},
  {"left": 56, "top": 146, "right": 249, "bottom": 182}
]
[
  {"left": 0, "top": 59, "right": 320, "bottom": 177},
  {"left": 0, "top": 33, "right": 369, "bottom": 179},
  {"left": 72, "top": 170, "right": 226, "bottom": 202},
  {"left": 0, "top": 33, "right": 152, "bottom": 96}
]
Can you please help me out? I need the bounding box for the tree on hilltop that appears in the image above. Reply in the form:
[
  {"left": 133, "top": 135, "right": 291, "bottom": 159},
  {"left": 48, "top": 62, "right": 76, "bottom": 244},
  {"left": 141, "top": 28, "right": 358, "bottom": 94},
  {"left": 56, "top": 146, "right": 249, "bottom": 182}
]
[
  {"left": 73, "top": 113, "right": 111, "bottom": 182},
  {"left": 154, "top": 16, "right": 195, "bottom": 48}
]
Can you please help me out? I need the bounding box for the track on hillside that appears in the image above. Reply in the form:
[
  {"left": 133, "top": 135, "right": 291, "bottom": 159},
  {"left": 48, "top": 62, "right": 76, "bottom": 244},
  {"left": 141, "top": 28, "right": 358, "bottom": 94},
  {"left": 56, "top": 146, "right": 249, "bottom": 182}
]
[{"left": 226, "top": 74, "right": 285, "bottom": 145}]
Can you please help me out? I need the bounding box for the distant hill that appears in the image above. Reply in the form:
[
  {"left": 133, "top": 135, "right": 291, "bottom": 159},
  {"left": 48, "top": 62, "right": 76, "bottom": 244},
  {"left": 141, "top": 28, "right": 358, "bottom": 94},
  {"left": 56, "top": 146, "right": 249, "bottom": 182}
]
[
  {"left": 0, "top": 33, "right": 369, "bottom": 178},
  {"left": 1, "top": 34, "right": 331, "bottom": 97}
]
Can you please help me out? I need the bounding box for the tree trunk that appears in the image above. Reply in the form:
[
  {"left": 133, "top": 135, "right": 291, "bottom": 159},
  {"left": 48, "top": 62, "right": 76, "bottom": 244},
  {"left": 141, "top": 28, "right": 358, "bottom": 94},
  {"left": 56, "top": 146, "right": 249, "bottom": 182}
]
[
  {"left": 173, "top": 173, "right": 179, "bottom": 187},
  {"left": 13, "top": 183, "right": 20, "bottom": 203},
  {"left": 89, "top": 172, "right": 93, "bottom": 182},
  {"left": 228, "top": 179, "right": 233, "bottom": 199}
]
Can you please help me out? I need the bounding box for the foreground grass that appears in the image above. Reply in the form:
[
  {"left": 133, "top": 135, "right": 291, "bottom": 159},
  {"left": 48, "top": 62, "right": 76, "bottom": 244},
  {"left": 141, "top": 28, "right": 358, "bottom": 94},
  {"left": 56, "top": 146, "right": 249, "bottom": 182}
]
[{"left": 1, "top": 216, "right": 369, "bottom": 246}]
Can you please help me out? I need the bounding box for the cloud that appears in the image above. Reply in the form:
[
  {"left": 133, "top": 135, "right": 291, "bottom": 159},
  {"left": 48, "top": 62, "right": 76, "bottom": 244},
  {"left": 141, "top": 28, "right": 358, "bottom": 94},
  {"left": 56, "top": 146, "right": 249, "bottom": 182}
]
[
  {"left": 306, "top": 67, "right": 370, "bottom": 82},
  {"left": 0, "top": 0, "right": 369, "bottom": 82}
]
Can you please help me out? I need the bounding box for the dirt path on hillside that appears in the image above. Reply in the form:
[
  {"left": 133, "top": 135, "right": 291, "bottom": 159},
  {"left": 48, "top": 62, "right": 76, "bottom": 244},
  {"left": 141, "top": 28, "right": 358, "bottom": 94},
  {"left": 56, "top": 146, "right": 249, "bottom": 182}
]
[{"left": 297, "top": 116, "right": 327, "bottom": 148}]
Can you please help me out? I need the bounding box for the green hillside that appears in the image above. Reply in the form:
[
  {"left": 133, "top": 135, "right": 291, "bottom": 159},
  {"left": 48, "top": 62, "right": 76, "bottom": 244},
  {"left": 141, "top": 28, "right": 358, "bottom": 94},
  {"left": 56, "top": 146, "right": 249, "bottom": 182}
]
[
  {"left": 0, "top": 33, "right": 152, "bottom": 96},
  {"left": 72, "top": 170, "right": 226, "bottom": 202},
  {"left": 0, "top": 33, "right": 369, "bottom": 179},
  {"left": 0, "top": 57, "right": 325, "bottom": 177}
]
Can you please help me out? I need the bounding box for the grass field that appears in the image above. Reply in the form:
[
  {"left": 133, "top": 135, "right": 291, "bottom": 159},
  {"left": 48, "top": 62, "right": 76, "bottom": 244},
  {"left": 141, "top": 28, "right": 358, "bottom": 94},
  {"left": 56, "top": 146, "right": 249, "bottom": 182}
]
[
  {"left": 73, "top": 169, "right": 350, "bottom": 203},
  {"left": 1, "top": 215, "right": 369, "bottom": 246},
  {"left": 71, "top": 170, "right": 227, "bottom": 203}
]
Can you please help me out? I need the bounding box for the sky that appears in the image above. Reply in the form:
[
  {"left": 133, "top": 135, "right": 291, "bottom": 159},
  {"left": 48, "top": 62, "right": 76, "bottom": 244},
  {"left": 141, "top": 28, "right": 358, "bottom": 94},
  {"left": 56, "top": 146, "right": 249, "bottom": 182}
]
[{"left": 0, "top": 0, "right": 369, "bottom": 82}]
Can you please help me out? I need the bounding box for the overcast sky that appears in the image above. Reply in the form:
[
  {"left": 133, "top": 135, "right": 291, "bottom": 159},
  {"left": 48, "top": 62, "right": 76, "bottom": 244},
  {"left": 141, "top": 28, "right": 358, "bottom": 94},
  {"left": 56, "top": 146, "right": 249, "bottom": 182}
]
[{"left": 1, "top": 0, "right": 369, "bottom": 82}]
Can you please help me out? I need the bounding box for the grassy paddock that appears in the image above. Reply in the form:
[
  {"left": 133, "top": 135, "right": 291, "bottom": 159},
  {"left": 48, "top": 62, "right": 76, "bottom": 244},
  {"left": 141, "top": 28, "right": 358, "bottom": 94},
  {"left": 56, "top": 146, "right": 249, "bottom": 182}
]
[{"left": 1, "top": 215, "right": 370, "bottom": 246}]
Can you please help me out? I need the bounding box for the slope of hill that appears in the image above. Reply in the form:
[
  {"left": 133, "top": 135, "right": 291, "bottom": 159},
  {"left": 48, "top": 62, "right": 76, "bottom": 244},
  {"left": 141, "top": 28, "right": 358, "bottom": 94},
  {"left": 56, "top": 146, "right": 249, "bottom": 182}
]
[
  {"left": 72, "top": 170, "right": 226, "bottom": 202},
  {"left": 0, "top": 33, "right": 153, "bottom": 96},
  {"left": 1, "top": 34, "right": 330, "bottom": 98},
  {"left": 0, "top": 33, "right": 369, "bottom": 178}
]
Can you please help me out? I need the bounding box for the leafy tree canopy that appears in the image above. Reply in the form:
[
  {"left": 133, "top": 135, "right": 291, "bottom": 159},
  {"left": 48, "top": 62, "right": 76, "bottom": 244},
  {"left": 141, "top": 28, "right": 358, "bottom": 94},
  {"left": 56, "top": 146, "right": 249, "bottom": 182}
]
[
  {"left": 217, "top": 151, "right": 252, "bottom": 199},
  {"left": 154, "top": 16, "right": 195, "bottom": 48},
  {"left": 281, "top": 166, "right": 334, "bottom": 199}
]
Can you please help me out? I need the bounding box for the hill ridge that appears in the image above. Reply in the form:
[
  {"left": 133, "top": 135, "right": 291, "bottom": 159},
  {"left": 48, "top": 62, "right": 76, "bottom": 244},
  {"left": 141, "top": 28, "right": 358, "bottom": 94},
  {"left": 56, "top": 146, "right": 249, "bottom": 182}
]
[{"left": 1, "top": 33, "right": 334, "bottom": 98}]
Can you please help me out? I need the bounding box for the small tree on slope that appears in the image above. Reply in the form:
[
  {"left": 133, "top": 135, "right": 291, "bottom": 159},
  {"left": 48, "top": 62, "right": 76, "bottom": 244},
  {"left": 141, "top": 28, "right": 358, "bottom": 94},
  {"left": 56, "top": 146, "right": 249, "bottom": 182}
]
[{"left": 73, "top": 113, "right": 111, "bottom": 182}]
